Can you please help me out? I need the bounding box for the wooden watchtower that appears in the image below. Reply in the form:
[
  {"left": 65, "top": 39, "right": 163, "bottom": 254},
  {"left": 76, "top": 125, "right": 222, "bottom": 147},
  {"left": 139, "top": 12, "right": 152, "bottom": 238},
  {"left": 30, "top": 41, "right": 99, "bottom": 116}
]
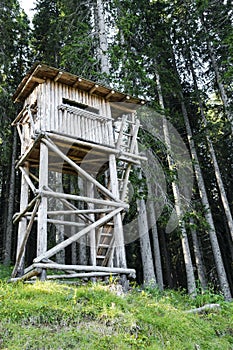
[{"left": 10, "top": 64, "right": 145, "bottom": 283}]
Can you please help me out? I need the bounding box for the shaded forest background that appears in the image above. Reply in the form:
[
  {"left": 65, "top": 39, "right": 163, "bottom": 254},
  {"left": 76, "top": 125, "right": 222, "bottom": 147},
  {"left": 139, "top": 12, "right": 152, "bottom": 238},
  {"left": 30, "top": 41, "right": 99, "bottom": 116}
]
[{"left": 0, "top": 0, "right": 232, "bottom": 299}]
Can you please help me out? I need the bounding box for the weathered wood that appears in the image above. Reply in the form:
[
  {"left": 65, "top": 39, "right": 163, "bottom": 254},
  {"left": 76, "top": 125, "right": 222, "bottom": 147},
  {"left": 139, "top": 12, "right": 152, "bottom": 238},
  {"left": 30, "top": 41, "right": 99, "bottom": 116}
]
[
  {"left": 45, "top": 272, "right": 118, "bottom": 279},
  {"left": 12, "top": 199, "right": 41, "bottom": 278},
  {"left": 12, "top": 104, "right": 28, "bottom": 125},
  {"left": 16, "top": 124, "right": 24, "bottom": 144},
  {"left": 33, "top": 207, "right": 124, "bottom": 263},
  {"left": 109, "top": 154, "right": 127, "bottom": 268},
  {"left": 42, "top": 136, "right": 126, "bottom": 204},
  {"left": 31, "top": 218, "right": 86, "bottom": 227},
  {"left": 116, "top": 115, "right": 127, "bottom": 149},
  {"left": 38, "top": 189, "right": 129, "bottom": 209},
  {"left": 46, "top": 132, "right": 117, "bottom": 153},
  {"left": 37, "top": 142, "right": 48, "bottom": 280},
  {"left": 27, "top": 106, "right": 36, "bottom": 133},
  {"left": 32, "top": 262, "right": 136, "bottom": 277},
  {"left": 9, "top": 268, "right": 42, "bottom": 283},
  {"left": 15, "top": 162, "right": 30, "bottom": 276},
  {"left": 87, "top": 182, "right": 96, "bottom": 266},
  {"left": 13, "top": 194, "right": 40, "bottom": 224},
  {"left": 19, "top": 166, "right": 37, "bottom": 194},
  {"left": 46, "top": 208, "right": 113, "bottom": 215},
  {"left": 185, "top": 304, "right": 221, "bottom": 314}
]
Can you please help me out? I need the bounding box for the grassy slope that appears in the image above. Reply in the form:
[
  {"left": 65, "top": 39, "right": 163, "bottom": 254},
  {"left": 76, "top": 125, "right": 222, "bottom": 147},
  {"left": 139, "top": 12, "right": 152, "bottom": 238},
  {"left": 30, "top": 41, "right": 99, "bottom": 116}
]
[{"left": 0, "top": 265, "right": 232, "bottom": 350}]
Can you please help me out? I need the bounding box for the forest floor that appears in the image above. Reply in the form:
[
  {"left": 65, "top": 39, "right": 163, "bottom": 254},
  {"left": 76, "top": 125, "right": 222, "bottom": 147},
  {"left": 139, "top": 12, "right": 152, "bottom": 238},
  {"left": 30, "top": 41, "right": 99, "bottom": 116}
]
[{"left": 0, "top": 265, "right": 232, "bottom": 350}]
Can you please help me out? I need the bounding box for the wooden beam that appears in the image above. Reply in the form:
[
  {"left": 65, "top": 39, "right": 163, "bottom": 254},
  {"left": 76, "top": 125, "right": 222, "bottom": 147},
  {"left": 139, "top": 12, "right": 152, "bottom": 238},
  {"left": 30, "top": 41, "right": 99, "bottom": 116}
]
[
  {"left": 32, "top": 77, "right": 46, "bottom": 84},
  {"left": 46, "top": 208, "right": 112, "bottom": 215},
  {"left": 44, "top": 218, "right": 86, "bottom": 227},
  {"left": 109, "top": 154, "right": 127, "bottom": 268},
  {"left": 73, "top": 77, "right": 82, "bottom": 88},
  {"left": 14, "top": 64, "right": 43, "bottom": 103},
  {"left": 42, "top": 136, "right": 125, "bottom": 204},
  {"left": 19, "top": 166, "right": 37, "bottom": 194},
  {"left": 105, "top": 90, "right": 115, "bottom": 100},
  {"left": 13, "top": 194, "right": 40, "bottom": 224},
  {"left": 54, "top": 71, "right": 63, "bottom": 82},
  {"left": 37, "top": 142, "right": 48, "bottom": 281},
  {"left": 16, "top": 124, "right": 24, "bottom": 144},
  {"left": 32, "top": 262, "right": 136, "bottom": 276},
  {"left": 46, "top": 132, "right": 118, "bottom": 154},
  {"left": 33, "top": 207, "right": 124, "bottom": 263},
  {"left": 12, "top": 105, "right": 28, "bottom": 125},
  {"left": 38, "top": 189, "right": 129, "bottom": 209},
  {"left": 12, "top": 199, "right": 40, "bottom": 278},
  {"left": 89, "top": 84, "right": 99, "bottom": 94},
  {"left": 45, "top": 272, "right": 118, "bottom": 279},
  {"left": 16, "top": 133, "right": 43, "bottom": 168},
  {"left": 9, "top": 268, "right": 42, "bottom": 282}
]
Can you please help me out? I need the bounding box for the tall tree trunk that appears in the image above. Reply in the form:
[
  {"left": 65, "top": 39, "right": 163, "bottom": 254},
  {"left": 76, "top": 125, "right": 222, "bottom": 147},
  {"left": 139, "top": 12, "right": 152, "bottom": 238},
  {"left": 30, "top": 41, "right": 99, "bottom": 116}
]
[
  {"left": 200, "top": 15, "right": 233, "bottom": 134},
  {"left": 178, "top": 46, "right": 232, "bottom": 299},
  {"left": 190, "top": 218, "right": 207, "bottom": 290},
  {"left": 180, "top": 93, "right": 231, "bottom": 300},
  {"left": 137, "top": 196, "right": 156, "bottom": 285},
  {"left": 96, "top": 0, "right": 109, "bottom": 75},
  {"left": 188, "top": 54, "right": 233, "bottom": 243},
  {"left": 155, "top": 66, "right": 196, "bottom": 296},
  {"left": 147, "top": 180, "right": 164, "bottom": 290},
  {"left": 4, "top": 129, "right": 17, "bottom": 265}
]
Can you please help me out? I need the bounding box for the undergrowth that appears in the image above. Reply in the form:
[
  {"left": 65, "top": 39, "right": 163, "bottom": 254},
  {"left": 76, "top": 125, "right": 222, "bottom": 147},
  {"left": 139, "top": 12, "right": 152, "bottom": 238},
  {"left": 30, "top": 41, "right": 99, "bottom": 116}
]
[{"left": 0, "top": 265, "right": 232, "bottom": 349}]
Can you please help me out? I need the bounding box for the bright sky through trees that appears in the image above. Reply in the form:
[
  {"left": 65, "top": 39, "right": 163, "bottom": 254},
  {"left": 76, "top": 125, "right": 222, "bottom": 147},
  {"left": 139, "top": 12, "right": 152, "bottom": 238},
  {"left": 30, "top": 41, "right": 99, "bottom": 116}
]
[{"left": 20, "top": 0, "right": 35, "bottom": 20}]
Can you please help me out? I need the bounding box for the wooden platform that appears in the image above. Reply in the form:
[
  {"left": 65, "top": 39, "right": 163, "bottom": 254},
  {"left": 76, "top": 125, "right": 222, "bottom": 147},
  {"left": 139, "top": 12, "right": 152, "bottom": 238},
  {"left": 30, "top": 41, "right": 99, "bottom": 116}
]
[{"left": 16, "top": 131, "right": 145, "bottom": 175}]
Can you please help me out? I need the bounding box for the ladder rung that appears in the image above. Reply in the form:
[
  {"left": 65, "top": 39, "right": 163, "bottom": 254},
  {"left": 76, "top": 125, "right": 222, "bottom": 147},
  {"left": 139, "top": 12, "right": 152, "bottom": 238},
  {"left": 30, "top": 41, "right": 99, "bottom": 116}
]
[
  {"left": 97, "top": 255, "right": 105, "bottom": 259},
  {"left": 100, "top": 233, "right": 112, "bottom": 237},
  {"left": 98, "top": 244, "right": 109, "bottom": 248}
]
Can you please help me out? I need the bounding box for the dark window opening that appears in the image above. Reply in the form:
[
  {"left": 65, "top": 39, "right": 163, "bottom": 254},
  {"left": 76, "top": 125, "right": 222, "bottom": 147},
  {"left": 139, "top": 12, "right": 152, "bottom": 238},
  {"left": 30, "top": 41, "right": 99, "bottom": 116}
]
[{"left": 63, "top": 98, "right": 99, "bottom": 114}]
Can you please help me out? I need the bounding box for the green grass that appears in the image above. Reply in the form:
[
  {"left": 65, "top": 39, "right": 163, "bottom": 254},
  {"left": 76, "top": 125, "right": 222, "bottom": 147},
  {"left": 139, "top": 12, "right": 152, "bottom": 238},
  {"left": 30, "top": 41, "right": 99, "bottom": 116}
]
[{"left": 0, "top": 265, "right": 232, "bottom": 349}]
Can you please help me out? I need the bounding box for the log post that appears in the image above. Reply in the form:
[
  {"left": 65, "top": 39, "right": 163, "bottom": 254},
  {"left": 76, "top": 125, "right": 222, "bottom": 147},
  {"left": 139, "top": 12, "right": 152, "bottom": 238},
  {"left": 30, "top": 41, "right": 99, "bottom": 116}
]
[
  {"left": 109, "top": 154, "right": 127, "bottom": 268},
  {"left": 14, "top": 162, "right": 30, "bottom": 277},
  {"left": 37, "top": 142, "right": 48, "bottom": 280},
  {"left": 87, "top": 181, "right": 96, "bottom": 266}
]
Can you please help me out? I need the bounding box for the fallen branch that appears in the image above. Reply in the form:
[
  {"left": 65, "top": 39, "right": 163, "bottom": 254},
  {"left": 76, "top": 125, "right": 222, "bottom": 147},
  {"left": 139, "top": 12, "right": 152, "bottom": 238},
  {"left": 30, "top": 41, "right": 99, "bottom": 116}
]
[{"left": 185, "top": 303, "right": 221, "bottom": 314}]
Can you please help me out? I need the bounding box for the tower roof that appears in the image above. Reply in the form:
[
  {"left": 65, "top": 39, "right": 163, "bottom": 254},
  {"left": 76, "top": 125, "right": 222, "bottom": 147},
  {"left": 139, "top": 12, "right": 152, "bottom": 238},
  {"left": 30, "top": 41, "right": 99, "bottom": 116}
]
[{"left": 13, "top": 63, "right": 146, "bottom": 108}]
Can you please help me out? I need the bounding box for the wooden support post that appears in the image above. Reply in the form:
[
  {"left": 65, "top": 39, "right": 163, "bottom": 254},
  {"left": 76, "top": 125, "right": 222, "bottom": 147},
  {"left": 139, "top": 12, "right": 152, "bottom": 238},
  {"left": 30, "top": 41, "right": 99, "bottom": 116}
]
[
  {"left": 77, "top": 177, "right": 87, "bottom": 265},
  {"left": 87, "top": 181, "right": 96, "bottom": 266},
  {"left": 15, "top": 162, "right": 30, "bottom": 277},
  {"left": 19, "top": 166, "right": 37, "bottom": 194},
  {"left": 37, "top": 142, "right": 48, "bottom": 280},
  {"left": 33, "top": 207, "right": 123, "bottom": 263},
  {"left": 109, "top": 154, "right": 127, "bottom": 268},
  {"left": 42, "top": 136, "right": 125, "bottom": 204},
  {"left": 12, "top": 199, "right": 40, "bottom": 278}
]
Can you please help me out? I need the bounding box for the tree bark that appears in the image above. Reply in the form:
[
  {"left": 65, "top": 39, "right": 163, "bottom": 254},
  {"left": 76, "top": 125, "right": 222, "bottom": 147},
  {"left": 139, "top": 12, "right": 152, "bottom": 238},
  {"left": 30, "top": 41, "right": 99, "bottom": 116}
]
[
  {"left": 147, "top": 180, "right": 164, "bottom": 290},
  {"left": 181, "top": 47, "right": 232, "bottom": 300},
  {"left": 200, "top": 15, "right": 233, "bottom": 134},
  {"left": 155, "top": 66, "right": 196, "bottom": 296},
  {"left": 190, "top": 218, "right": 207, "bottom": 290},
  {"left": 96, "top": 0, "right": 109, "bottom": 75},
  {"left": 4, "top": 129, "right": 17, "bottom": 265},
  {"left": 137, "top": 196, "right": 156, "bottom": 285}
]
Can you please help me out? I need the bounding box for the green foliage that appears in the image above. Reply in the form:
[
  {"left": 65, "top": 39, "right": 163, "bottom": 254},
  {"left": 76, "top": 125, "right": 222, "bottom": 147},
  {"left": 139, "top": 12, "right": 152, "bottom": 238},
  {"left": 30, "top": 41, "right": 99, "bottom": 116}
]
[{"left": 0, "top": 265, "right": 233, "bottom": 349}]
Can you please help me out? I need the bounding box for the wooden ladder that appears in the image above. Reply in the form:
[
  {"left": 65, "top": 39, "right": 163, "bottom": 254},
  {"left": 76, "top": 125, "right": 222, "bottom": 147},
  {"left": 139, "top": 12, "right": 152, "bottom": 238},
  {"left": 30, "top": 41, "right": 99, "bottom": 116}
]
[
  {"left": 96, "top": 222, "right": 114, "bottom": 266},
  {"left": 94, "top": 115, "right": 140, "bottom": 267}
]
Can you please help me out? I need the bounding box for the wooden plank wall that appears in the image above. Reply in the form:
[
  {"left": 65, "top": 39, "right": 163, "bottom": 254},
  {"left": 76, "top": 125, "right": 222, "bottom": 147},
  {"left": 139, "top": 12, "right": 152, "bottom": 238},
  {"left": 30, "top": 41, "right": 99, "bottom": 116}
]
[{"left": 25, "top": 80, "right": 114, "bottom": 146}]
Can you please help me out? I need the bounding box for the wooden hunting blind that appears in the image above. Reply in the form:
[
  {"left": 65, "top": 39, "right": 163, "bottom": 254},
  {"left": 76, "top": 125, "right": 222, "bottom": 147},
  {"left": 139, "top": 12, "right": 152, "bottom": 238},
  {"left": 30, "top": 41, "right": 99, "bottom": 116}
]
[{"left": 11, "top": 63, "right": 146, "bottom": 283}]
